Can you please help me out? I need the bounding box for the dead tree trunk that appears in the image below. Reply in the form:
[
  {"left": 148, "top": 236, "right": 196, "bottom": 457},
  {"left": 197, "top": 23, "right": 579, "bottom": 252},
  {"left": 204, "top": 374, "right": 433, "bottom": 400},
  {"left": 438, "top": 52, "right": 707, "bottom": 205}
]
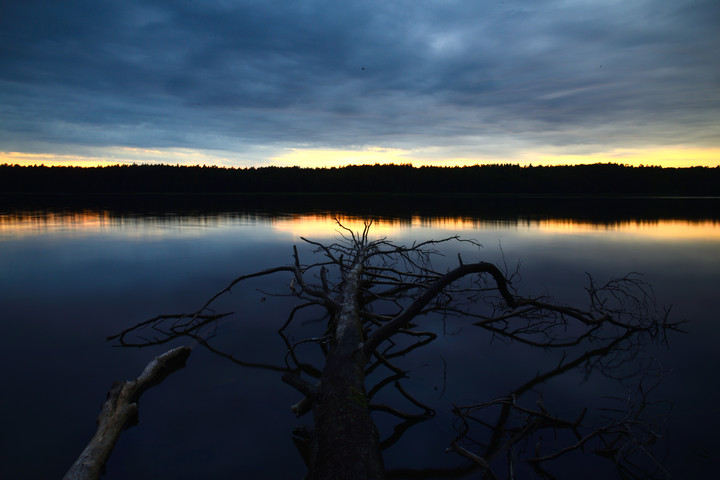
[
  {"left": 310, "top": 256, "right": 385, "bottom": 479},
  {"left": 64, "top": 346, "right": 191, "bottom": 480},
  {"left": 292, "top": 244, "right": 516, "bottom": 479}
]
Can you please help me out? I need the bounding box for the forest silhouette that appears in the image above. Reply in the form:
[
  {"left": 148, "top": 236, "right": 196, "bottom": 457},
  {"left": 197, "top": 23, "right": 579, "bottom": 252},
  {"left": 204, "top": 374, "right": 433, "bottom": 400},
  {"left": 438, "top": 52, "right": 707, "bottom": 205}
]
[{"left": 2, "top": 163, "right": 719, "bottom": 196}]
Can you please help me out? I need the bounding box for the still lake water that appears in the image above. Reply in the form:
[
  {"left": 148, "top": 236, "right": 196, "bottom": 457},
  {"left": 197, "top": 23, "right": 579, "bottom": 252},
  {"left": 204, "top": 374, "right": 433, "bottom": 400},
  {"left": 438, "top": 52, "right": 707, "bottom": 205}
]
[{"left": 1, "top": 198, "right": 718, "bottom": 479}]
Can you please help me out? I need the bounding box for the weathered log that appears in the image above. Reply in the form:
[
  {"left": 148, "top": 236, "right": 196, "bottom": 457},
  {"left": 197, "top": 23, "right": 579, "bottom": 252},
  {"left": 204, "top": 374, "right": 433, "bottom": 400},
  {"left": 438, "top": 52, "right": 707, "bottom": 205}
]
[
  {"left": 64, "top": 346, "right": 192, "bottom": 480},
  {"left": 310, "top": 258, "right": 385, "bottom": 480}
]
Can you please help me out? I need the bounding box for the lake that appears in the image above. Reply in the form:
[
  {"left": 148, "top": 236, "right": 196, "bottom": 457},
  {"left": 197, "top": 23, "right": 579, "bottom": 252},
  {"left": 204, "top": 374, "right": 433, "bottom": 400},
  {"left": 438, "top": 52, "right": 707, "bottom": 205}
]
[{"left": 1, "top": 196, "right": 718, "bottom": 479}]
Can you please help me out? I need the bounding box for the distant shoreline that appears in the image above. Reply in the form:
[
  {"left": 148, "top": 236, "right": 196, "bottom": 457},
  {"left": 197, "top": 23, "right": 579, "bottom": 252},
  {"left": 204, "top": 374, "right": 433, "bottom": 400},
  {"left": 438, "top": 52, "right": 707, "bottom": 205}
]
[
  {"left": 2, "top": 163, "right": 719, "bottom": 197},
  {"left": 3, "top": 191, "right": 719, "bottom": 223}
]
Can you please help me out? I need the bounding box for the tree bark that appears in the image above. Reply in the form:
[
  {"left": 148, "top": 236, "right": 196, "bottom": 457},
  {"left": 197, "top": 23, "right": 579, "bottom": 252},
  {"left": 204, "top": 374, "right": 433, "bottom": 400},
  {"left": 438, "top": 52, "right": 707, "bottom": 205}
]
[
  {"left": 310, "top": 259, "right": 385, "bottom": 480},
  {"left": 308, "top": 259, "right": 515, "bottom": 479},
  {"left": 64, "top": 346, "right": 191, "bottom": 480}
]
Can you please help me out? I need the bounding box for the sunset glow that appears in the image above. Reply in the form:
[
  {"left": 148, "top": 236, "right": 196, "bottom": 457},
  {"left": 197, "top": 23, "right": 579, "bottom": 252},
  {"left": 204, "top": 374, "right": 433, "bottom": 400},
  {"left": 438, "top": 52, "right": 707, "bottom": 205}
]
[
  {"left": 3, "top": 145, "right": 718, "bottom": 169},
  {"left": 272, "top": 215, "right": 720, "bottom": 241},
  {"left": 531, "top": 147, "right": 720, "bottom": 168},
  {"left": 0, "top": 147, "right": 242, "bottom": 168},
  {"left": 270, "top": 146, "right": 720, "bottom": 169},
  {"left": 531, "top": 218, "right": 720, "bottom": 241},
  {"left": 2, "top": 2, "right": 718, "bottom": 170},
  {"left": 6, "top": 211, "right": 713, "bottom": 242},
  {"left": 0, "top": 210, "right": 240, "bottom": 238},
  {"left": 2, "top": 2, "right": 719, "bottom": 477}
]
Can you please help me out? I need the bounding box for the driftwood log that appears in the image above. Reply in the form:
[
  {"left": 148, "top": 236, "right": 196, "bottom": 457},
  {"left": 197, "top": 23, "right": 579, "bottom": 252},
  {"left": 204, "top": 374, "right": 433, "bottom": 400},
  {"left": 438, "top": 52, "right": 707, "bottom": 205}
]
[{"left": 64, "top": 346, "right": 191, "bottom": 480}]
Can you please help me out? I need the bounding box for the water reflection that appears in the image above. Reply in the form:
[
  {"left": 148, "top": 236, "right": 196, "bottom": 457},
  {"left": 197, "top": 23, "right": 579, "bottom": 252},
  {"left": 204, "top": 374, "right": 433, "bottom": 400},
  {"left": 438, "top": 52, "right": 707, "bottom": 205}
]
[
  {"left": 0, "top": 202, "right": 718, "bottom": 478},
  {"left": 0, "top": 210, "right": 264, "bottom": 237},
  {"left": 2, "top": 209, "right": 719, "bottom": 242}
]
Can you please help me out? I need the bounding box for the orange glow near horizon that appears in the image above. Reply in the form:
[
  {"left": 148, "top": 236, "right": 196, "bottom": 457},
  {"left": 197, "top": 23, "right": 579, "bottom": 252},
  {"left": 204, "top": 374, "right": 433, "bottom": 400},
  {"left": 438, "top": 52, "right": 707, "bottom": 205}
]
[
  {"left": 530, "top": 218, "right": 720, "bottom": 241},
  {"left": 267, "top": 145, "right": 720, "bottom": 168},
  {"left": 270, "top": 214, "right": 720, "bottom": 241},
  {"left": 0, "top": 210, "right": 240, "bottom": 238},
  {"left": 3, "top": 145, "right": 718, "bottom": 168},
  {"left": 0, "top": 210, "right": 120, "bottom": 237},
  {"left": 271, "top": 215, "right": 409, "bottom": 239},
  {"left": 1, "top": 211, "right": 718, "bottom": 242},
  {"left": 530, "top": 147, "right": 720, "bottom": 168},
  {"left": 0, "top": 152, "right": 124, "bottom": 167},
  {"left": 270, "top": 214, "right": 517, "bottom": 238},
  {"left": 0, "top": 147, "right": 240, "bottom": 168},
  {"left": 269, "top": 147, "right": 415, "bottom": 168}
]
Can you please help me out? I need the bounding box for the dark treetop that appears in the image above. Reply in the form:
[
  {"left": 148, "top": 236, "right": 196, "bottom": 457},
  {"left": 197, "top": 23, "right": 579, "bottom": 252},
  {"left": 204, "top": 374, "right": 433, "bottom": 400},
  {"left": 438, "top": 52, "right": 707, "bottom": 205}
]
[{"left": 2, "top": 163, "right": 719, "bottom": 196}]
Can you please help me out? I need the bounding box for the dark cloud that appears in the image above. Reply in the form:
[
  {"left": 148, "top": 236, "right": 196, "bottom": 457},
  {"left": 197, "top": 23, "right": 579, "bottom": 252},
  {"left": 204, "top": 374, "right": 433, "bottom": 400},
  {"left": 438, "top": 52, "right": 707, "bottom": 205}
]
[{"left": 1, "top": 0, "right": 718, "bottom": 163}]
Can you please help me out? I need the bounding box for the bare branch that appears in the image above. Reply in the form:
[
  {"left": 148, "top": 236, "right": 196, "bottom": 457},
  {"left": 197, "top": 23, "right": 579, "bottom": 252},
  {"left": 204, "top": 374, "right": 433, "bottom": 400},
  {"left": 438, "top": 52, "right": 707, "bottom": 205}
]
[{"left": 64, "top": 347, "right": 191, "bottom": 480}]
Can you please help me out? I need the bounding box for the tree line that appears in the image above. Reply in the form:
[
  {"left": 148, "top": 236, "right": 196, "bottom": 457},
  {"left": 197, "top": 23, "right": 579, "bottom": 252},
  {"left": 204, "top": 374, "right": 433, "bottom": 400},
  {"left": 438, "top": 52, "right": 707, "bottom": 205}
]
[{"left": 1, "top": 163, "right": 719, "bottom": 196}]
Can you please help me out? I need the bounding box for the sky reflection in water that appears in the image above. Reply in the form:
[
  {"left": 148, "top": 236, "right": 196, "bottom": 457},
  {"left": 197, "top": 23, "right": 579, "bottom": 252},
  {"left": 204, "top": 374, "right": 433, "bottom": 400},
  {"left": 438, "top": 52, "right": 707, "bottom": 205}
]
[{"left": 0, "top": 210, "right": 718, "bottom": 479}]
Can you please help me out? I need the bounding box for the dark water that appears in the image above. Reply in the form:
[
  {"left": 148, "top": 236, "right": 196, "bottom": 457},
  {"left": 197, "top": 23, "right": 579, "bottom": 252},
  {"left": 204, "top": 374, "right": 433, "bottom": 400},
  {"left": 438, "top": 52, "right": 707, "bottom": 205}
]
[{"left": 1, "top": 199, "right": 718, "bottom": 479}]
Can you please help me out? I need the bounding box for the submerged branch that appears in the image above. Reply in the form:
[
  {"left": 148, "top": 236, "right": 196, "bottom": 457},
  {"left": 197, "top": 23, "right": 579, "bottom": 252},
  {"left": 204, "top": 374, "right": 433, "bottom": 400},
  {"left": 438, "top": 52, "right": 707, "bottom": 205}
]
[{"left": 64, "top": 347, "right": 191, "bottom": 480}]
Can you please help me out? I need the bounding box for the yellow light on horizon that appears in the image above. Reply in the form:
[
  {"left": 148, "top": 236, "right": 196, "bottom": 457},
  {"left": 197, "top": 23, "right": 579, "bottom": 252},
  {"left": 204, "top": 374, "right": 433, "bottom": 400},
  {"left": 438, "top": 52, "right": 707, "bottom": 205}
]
[
  {"left": 0, "top": 147, "right": 240, "bottom": 167},
  {"left": 269, "top": 148, "right": 411, "bottom": 168},
  {"left": 530, "top": 218, "right": 720, "bottom": 241},
  {"left": 2, "top": 145, "right": 718, "bottom": 169},
  {"left": 267, "top": 214, "right": 720, "bottom": 242},
  {"left": 269, "top": 214, "right": 518, "bottom": 239},
  {"left": 2, "top": 211, "right": 717, "bottom": 242},
  {"left": 269, "top": 147, "right": 502, "bottom": 168},
  {"left": 532, "top": 147, "right": 720, "bottom": 168},
  {"left": 270, "top": 215, "right": 407, "bottom": 239},
  {"left": 0, "top": 151, "right": 121, "bottom": 167}
]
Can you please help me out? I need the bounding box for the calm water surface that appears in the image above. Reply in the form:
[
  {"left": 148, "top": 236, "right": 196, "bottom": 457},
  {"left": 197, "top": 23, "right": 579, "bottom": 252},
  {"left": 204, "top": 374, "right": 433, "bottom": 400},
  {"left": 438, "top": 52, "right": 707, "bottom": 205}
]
[{"left": 1, "top": 205, "right": 718, "bottom": 479}]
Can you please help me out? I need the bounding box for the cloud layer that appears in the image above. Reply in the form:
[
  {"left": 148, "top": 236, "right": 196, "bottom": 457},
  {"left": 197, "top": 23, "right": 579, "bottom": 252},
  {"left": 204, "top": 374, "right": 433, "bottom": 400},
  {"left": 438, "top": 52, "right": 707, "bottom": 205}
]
[{"left": 1, "top": 0, "right": 718, "bottom": 165}]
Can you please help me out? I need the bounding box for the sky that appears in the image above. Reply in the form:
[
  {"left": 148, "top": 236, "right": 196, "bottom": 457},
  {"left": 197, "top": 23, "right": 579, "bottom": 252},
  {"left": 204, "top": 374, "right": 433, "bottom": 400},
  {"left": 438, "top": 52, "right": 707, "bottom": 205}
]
[{"left": 1, "top": 0, "right": 719, "bottom": 168}]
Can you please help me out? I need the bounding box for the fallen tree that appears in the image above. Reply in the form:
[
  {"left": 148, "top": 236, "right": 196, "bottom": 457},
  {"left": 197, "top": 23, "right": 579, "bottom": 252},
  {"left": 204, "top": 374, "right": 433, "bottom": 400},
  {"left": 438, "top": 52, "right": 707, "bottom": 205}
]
[
  {"left": 64, "top": 346, "right": 191, "bottom": 480},
  {"left": 109, "top": 221, "right": 679, "bottom": 479}
]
